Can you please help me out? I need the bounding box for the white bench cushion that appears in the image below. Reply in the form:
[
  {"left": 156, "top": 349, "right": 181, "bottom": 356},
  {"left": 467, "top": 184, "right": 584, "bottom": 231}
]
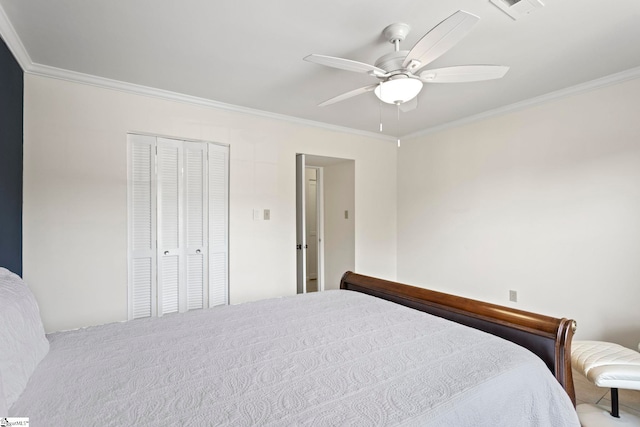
[{"left": 572, "top": 340, "right": 640, "bottom": 390}]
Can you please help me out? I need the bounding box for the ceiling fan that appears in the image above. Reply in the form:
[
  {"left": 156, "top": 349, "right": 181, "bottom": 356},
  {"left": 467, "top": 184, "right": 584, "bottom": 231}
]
[{"left": 304, "top": 10, "right": 509, "bottom": 111}]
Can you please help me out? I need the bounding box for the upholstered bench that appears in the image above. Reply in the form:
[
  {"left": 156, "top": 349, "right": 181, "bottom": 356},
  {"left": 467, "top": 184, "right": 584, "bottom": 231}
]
[{"left": 572, "top": 340, "right": 640, "bottom": 426}]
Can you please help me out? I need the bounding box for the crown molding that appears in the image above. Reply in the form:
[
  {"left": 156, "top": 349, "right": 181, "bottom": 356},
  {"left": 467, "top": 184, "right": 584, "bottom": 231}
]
[
  {"left": 0, "top": 3, "right": 31, "bottom": 69},
  {"left": 23, "top": 60, "right": 640, "bottom": 147},
  {"left": 0, "top": 4, "right": 393, "bottom": 144},
  {"left": 27, "top": 64, "right": 396, "bottom": 142},
  {"left": 32, "top": 58, "right": 635, "bottom": 144},
  {"left": 404, "top": 66, "right": 640, "bottom": 140}
]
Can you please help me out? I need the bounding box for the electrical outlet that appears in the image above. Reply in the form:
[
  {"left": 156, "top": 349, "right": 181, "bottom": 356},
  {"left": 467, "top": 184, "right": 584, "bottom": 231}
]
[{"left": 509, "top": 290, "right": 518, "bottom": 302}]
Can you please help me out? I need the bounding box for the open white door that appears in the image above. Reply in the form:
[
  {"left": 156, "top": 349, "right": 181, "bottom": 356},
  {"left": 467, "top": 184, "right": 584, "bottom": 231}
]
[{"left": 296, "top": 154, "right": 306, "bottom": 294}]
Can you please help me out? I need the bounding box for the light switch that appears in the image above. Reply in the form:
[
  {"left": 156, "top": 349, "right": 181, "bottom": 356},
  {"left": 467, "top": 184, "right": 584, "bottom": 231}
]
[
  {"left": 344, "top": 210, "right": 349, "bottom": 219},
  {"left": 253, "top": 209, "right": 261, "bottom": 221},
  {"left": 264, "top": 209, "right": 270, "bottom": 220}
]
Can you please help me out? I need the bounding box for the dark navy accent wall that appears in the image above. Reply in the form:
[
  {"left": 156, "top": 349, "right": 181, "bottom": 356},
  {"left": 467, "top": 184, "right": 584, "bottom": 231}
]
[{"left": 0, "top": 36, "right": 23, "bottom": 276}]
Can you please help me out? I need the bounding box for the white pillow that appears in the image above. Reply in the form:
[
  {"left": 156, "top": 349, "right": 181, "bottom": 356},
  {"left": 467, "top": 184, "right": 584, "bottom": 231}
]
[{"left": 0, "top": 267, "right": 49, "bottom": 409}]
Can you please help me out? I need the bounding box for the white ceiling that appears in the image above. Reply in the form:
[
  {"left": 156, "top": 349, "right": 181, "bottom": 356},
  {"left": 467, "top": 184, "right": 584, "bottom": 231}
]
[{"left": 1, "top": 0, "right": 639, "bottom": 138}]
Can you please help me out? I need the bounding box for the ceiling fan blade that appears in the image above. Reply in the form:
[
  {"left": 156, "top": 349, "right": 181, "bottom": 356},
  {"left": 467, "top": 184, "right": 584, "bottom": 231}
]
[
  {"left": 402, "top": 10, "right": 480, "bottom": 70},
  {"left": 419, "top": 65, "right": 509, "bottom": 83},
  {"left": 318, "top": 84, "right": 378, "bottom": 107},
  {"left": 305, "top": 54, "right": 387, "bottom": 76},
  {"left": 399, "top": 97, "right": 418, "bottom": 112}
]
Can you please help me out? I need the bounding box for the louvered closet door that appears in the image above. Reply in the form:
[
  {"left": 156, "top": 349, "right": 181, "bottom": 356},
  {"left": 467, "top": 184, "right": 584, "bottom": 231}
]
[
  {"left": 156, "top": 138, "right": 184, "bottom": 316},
  {"left": 208, "top": 144, "right": 229, "bottom": 306},
  {"left": 127, "top": 135, "right": 158, "bottom": 319},
  {"left": 184, "top": 142, "right": 208, "bottom": 311},
  {"left": 128, "top": 135, "right": 228, "bottom": 319}
]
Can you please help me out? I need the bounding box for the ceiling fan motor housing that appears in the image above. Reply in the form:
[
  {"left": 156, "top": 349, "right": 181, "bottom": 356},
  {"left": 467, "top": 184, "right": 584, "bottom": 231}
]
[{"left": 375, "top": 51, "right": 410, "bottom": 74}]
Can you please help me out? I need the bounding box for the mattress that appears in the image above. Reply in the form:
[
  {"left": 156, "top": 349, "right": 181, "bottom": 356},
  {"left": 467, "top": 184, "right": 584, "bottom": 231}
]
[{"left": 10, "top": 290, "right": 580, "bottom": 426}]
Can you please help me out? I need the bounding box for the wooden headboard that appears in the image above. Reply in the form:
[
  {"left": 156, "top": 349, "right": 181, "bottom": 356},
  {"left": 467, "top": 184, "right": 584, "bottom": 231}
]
[{"left": 340, "top": 271, "right": 577, "bottom": 405}]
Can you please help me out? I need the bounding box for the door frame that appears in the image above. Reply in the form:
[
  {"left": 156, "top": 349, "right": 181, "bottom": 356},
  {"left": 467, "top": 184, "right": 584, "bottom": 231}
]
[
  {"left": 296, "top": 155, "right": 326, "bottom": 294},
  {"left": 296, "top": 154, "right": 356, "bottom": 293}
]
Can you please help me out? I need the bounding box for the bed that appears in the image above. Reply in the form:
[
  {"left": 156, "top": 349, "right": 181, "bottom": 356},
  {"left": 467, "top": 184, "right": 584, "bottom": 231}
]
[{"left": 1, "top": 268, "right": 580, "bottom": 426}]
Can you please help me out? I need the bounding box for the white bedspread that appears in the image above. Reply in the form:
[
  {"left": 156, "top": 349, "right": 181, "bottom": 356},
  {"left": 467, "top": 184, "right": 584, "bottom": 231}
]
[{"left": 11, "top": 290, "right": 579, "bottom": 426}]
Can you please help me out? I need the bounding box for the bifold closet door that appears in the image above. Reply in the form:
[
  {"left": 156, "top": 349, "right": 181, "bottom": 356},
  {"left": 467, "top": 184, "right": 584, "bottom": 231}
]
[
  {"left": 128, "top": 135, "right": 228, "bottom": 319},
  {"left": 127, "top": 134, "right": 158, "bottom": 319},
  {"left": 184, "top": 142, "right": 208, "bottom": 311},
  {"left": 156, "top": 138, "right": 184, "bottom": 316}
]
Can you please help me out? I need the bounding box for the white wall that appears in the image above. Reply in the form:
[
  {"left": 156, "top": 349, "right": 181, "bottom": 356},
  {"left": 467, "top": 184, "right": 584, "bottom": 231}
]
[
  {"left": 23, "top": 74, "right": 397, "bottom": 332},
  {"left": 398, "top": 77, "right": 640, "bottom": 349},
  {"left": 323, "top": 160, "right": 356, "bottom": 290}
]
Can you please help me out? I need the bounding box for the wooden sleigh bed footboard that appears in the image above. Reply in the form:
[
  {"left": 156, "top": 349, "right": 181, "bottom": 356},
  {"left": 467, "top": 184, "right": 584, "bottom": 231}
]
[{"left": 340, "top": 271, "right": 577, "bottom": 405}]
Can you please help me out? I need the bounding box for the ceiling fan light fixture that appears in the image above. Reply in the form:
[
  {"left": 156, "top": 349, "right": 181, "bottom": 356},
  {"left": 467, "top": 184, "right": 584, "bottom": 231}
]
[{"left": 374, "top": 78, "right": 423, "bottom": 104}]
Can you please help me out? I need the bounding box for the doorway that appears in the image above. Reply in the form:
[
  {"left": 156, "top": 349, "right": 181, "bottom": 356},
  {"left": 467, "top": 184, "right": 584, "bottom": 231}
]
[{"left": 296, "top": 154, "right": 355, "bottom": 294}]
